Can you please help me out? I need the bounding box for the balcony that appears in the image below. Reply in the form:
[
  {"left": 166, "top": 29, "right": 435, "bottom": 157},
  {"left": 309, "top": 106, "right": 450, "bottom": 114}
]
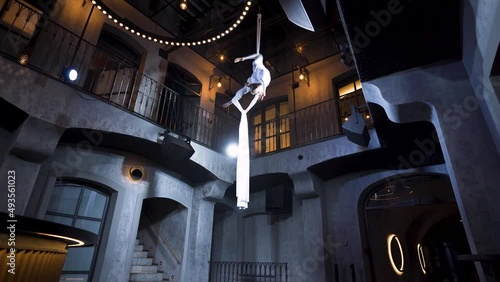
[{"left": 0, "top": 0, "right": 373, "bottom": 157}]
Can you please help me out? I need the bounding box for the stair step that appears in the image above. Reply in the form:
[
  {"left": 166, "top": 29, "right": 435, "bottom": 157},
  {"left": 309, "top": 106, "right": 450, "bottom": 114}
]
[
  {"left": 132, "top": 257, "right": 153, "bottom": 266},
  {"left": 133, "top": 251, "right": 148, "bottom": 258},
  {"left": 130, "top": 272, "right": 163, "bottom": 281},
  {"left": 130, "top": 265, "right": 158, "bottom": 274},
  {"left": 134, "top": 244, "right": 144, "bottom": 251}
]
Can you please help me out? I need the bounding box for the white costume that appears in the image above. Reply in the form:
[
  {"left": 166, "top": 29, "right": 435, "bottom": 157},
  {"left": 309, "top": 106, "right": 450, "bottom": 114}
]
[{"left": 223, "top": 53, "right": 271, "bottom": 108}]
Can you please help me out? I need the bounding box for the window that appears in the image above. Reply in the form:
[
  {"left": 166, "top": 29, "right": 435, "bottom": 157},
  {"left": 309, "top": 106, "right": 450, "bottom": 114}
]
[
  {"left": 252, "top": 101, "right": 290, "bottom": 155},
  {"left": 336, "top": 75, "right": 372, "bottom": 128},
  {"left": 45, "top": 182, "right": 110, "bottom": 282}
]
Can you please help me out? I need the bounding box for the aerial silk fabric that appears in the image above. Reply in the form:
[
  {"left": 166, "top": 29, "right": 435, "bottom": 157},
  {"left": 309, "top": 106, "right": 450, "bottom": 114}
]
[{"left": 235, "top": 94, "right": 260, "bottom": 209}]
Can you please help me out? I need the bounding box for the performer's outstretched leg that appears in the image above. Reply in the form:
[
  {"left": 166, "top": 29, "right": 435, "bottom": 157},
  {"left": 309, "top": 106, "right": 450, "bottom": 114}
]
[{"left": 223, "top": 86, "right": 249, "bottom": 108}]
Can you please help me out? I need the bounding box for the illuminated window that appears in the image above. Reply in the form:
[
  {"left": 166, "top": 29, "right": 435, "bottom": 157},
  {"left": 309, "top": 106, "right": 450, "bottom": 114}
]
[
  {"left": 252, "top": 101, "right": 290, "bottom": 155},
  {"left": 45, "top": 182, "right": 110, "bottom": 282}
]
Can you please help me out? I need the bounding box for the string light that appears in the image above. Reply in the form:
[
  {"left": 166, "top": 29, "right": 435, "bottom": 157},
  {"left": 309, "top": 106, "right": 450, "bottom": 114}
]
[{"left": 91, "top": 0, "right": 252, "bottom": 46}]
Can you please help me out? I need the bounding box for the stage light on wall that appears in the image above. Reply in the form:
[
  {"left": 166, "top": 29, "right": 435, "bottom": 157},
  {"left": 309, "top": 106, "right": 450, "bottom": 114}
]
[
  {"left": 226, "top": 143, "right": 239, "bottom": 158},
  {"left": 62, "top": 67, "right": 78, "bottom": 82},
  {"left": 18, "top": 53, "right": 29, "bottom": 65},
  {"left": 180, "top": 0, "right": 188, "bottom": 10},
  {"left": 387, "top": 234, "right": 404, "bottom": 276}
]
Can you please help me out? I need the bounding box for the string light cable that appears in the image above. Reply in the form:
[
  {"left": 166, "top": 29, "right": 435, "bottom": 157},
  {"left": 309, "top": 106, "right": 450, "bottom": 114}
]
[{"left": 90, "top": 0, "right": 253, "bottom": 47}]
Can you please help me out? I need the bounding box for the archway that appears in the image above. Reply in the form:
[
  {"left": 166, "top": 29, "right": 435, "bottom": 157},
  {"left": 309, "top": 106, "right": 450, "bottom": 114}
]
[
  {"left": 135, "top": 197, "right": 188, "bottom": 282},
  {"left": 360, "top": 174, "right": 477, "bottom": 282}
]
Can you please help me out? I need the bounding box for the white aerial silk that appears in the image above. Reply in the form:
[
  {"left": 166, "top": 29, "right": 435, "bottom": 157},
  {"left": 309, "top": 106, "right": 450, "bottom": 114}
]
[
  {"left": 235, "top": 13, "right": 263, "bottom": 210},
  {"left": 235, "top": 94, "right": 260, "bottom": 209}
]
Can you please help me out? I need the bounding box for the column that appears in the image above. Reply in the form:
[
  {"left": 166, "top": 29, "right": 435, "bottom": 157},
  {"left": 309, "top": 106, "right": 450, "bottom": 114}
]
[
  {"left": 290, "top": 171, "right": 330, "bottom": 282},
  {"left": 0, "top": 116, "right": 64, "bottom": 215}
]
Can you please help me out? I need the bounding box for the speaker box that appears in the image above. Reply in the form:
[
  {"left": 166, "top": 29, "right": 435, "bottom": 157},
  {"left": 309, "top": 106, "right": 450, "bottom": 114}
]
[
  {"left": 161, "top": 134, "right": 195, "bottom": 161},
  {"left": 266, "top": 184, "right": 292, "bottom": 213},
  {"left": 342, "top": 110, "right": 370, "bottom": 147}
]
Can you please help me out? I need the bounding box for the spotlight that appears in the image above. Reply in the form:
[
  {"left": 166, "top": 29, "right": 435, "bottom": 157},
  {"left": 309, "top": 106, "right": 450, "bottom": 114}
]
[
  {"left": 180, "top": 0, "right": 187, "bottom": 10},
  {"left": 62, "top": 67, "right": 78, "bottom": 82},
  {"left": 226, "top": 143, "right": 238, "bottom": 158},
  {"left": 18, "top": 53, "right": 29, "bottom": 65}
]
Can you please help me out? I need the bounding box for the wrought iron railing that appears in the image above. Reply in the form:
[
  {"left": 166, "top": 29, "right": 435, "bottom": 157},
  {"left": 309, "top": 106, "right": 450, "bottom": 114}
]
[
  {"left": 0, "top": 0, "right": 238, "bottom": 153},
  {"left": 209, "top": 261, "right": 288, "bottom": 282},
  {"left": 0, "top": 0, "right": 369, "bottom": 156}
]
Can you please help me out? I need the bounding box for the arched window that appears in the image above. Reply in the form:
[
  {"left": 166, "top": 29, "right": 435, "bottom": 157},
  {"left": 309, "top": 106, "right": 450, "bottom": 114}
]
[
  {"left": 45, "top": 181, "right": 110, "bottom": 282},
  {"left": 165, "top": 63, "right": 202, "bottom": 98}
]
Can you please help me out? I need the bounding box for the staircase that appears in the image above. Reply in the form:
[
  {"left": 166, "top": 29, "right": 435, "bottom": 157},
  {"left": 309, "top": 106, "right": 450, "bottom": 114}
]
[{"left": 130, "top": 239, "right": 168, "bottom": 281}]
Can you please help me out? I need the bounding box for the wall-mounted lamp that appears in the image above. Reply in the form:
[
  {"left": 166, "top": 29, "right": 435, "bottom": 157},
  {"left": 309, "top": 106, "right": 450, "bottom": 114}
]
[
  {"left": 209, "top": 75, "right": 222, "bottom": 90},
  {"left": 293, "top": 65, "right": 309, "bottom": 88},
  {"left": 180, "top": 0, "right": 188, "bottom": 10}
]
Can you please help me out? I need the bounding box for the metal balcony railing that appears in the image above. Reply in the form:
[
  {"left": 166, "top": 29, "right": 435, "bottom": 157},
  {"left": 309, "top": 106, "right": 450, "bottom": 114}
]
[
  {"left": 0, "top": 0, "right": 238, "bottom": 153},
  {"left": 0, "top": 0, "right": 369, "bottom": 156},
  {"left": 209, "top": 261, "right": 288, "bottom": 282}
]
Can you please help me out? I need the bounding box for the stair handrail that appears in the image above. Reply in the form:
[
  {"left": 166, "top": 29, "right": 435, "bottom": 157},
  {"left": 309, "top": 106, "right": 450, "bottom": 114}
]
[{"left": 142, "top": 212, "right": 182, "bottom": 264}]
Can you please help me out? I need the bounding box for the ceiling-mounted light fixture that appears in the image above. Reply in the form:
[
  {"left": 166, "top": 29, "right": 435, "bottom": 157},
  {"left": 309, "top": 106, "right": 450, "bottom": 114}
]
[{"left": 180, "top": 0, "right": 188, "bottom": 10}]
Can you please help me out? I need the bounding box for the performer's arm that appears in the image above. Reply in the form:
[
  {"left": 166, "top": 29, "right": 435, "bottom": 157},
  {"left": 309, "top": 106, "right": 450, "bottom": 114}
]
[{"left": 234, "top": 53, "right": 260, "bottom": 63}]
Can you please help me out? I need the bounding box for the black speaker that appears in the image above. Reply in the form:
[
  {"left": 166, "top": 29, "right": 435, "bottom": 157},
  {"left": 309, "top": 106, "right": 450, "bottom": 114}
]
[
  {"left": 265, "top": 184, "right": 292, "bottom": 213},
  {"left": 342, "top": 110, "right": 370, "bottom": 147},
  {"left": 161, "top": 134, "right": 195, "bottom": 161}
]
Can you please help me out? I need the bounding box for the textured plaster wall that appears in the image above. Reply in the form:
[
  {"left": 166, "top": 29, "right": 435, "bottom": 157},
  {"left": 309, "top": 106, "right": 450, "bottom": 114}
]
[
  {"left": 0, "top": 55, "right": 236, "bottom": 182},
  {"left": 32, "top": 144, "right": 195, "bottom": 282},
  {"left": 211, "top": 190, "right": 306, "bottom": 279},
  {"left": 266, "top": 55, "right": 353, "bottom": 111}
]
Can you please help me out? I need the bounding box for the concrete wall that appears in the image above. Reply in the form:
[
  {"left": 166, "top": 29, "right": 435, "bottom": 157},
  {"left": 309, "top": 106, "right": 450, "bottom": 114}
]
[{"left": 29, "top": 144, "right": 194, "bottom": 281}]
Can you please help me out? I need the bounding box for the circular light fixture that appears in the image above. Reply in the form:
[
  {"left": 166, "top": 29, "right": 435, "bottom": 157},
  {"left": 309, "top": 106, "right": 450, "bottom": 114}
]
[
  {"left": 129, "top": 165, "right": 145, "bottom": 181},
  {"left": 226, "top": 143, "right": 239, "bottom": 158},
  {"left": 417, "top": 244, "right": 426, "bottom": 274},
  {"left": 68, "top": 69, "right": 78, "bottom": 81},
  {"left": 387, "top": 234, "right": 404, "bottom": 276},
  {"left": 299, "top": 73, "right": 305, "bottom": 80},
  {"left": 18, "top": 54, "right": 29, "bottom": 65},
  {"left": 180, "top": 0, "right": 188, "bottom": 10}
]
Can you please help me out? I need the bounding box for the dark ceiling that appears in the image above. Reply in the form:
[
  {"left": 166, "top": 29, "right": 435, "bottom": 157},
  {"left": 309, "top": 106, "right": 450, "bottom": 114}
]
[{"left": 124, "top": 0, "right": 343, "bottom": 84}]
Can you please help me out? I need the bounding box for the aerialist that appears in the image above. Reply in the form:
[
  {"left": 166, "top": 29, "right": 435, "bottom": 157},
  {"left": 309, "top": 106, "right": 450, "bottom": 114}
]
[{"left": 222, "top": 53, "right": 271, "bottom": 109}]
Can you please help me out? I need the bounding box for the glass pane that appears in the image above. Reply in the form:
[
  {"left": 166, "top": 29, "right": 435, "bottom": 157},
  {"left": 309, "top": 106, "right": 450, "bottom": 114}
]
[
  {"left": 253, "top": 114, "right": 262, "bottom": 125},
  {"left": 59, "top": 274, "right": 88, "bottom": 282},
  {"left": 254, "top": 126, "right": 262, "bottom": 141},
  {"left": 63, "top": 247, "right": 94, "bottom": 271},
  {"left": 355, "top": 80, "right": 362, "bottom": 90},
  {"left": 78, "top": 189, "right": 107, "bottom": 219},
  {"left": 266, "top": 122, "right": 276, "bottom": 137},
  {"left": 265, "top": 106, "right": 276, "bottom": 121},
  {"left": 280, "top": 133, "right": 291, "bottom": 149},
  {"left": 75, "top": 219, "right": 101, "bottom": 234},
  {"left": 47, "top": 186, "right": 81, "bottom": 215},
  {"left": 254, "top": 140, "right": 262, "bottom": 155},
  {"left": 339, "top": 83, "right": 355, "bottom": 97},
  {"left": 279, "top": 102, "right": 289, "bottom": 116},
  {"left": 280, "top": 117, "right": 290, "bottom": 133},
  {"left": 265, "top": 137, "right": 276, "bottom": 153},
  {"left": 45, "top": 215, "right": 73, "bottom": 226}
]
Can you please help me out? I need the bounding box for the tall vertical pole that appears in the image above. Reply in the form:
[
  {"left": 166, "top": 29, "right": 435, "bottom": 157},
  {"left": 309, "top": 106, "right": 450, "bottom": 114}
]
[
  {"left": 70, "top": 4, "right": 94, "bottom": 66},
  {"left": 292, "top": 68, "right": 298, "bottom": 145}
]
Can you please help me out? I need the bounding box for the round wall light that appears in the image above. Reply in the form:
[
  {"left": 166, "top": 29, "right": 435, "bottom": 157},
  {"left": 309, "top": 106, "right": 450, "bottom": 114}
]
[
  {"left": 387, "top": 234, "right": 404, "bottom": 275},
  {"left": 129, "top": 165, "right": 145, "bottom": 181},
  {"left": 226, "top": 143, "right": 238, "bottom": 158},
  {"left": 417, "top": 243, "right": 427, "bottom": 274}
]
